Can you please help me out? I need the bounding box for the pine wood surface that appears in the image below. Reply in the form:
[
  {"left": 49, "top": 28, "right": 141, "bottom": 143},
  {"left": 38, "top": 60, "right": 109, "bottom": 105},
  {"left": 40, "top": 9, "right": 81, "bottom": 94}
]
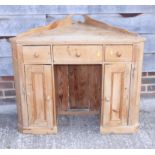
[
  {"left": 11, "top": 16, "right": 144, "bottom": 134},
  {"left": 11, "top": 15, "right": 144, "bottom": 44}
]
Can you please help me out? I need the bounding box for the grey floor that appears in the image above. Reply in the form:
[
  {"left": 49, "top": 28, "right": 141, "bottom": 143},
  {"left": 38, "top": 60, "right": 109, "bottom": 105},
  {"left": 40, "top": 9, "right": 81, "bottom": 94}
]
[{"left": 0, "top": 98, "right": 155, "bottom": 149}]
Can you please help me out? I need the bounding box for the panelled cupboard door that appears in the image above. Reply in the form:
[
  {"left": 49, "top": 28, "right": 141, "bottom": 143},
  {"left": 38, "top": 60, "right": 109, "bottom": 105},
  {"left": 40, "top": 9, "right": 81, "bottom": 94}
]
[
  {"left": 103, "top": 63, "right": 131, "bottom": 127},
  {"left": 25, "top": 65, "right": 54, "bottom": 129}
]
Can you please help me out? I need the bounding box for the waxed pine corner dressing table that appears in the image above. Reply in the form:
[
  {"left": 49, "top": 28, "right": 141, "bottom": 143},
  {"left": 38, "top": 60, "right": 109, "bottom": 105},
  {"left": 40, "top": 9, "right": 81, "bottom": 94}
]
[{"left": 10, "top": 15, "right": 144, "bottom": 134}]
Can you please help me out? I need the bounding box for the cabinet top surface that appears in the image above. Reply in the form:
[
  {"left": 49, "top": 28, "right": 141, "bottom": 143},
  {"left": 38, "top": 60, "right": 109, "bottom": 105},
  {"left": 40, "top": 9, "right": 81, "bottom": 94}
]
[{"left": 11, "top": 15, "right": 144, "bottom": 44}]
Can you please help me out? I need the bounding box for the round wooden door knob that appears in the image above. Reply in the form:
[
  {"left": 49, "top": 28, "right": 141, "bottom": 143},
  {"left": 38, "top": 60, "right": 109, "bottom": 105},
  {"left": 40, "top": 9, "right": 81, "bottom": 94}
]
[
  {"left": 105, "top": 97, "right": 110, "bottom": 102},
  {"left": 46, "top": 96, "right": 51, "bottom": 101}
]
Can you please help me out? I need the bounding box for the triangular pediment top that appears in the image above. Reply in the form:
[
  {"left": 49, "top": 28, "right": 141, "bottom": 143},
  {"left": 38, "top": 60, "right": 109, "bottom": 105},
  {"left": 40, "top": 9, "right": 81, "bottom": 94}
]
[{"left": 11, "top": 15, "right": 145, "bottom": 43}]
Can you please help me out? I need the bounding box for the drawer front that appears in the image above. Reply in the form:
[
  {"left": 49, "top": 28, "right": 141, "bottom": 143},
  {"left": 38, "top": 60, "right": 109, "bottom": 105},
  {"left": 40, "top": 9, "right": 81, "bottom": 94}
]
[
  {"left": 22, "top": 46, "right": 51, "bottom": 63},
  {"left": 105, "top": 45, "right": 132, "bottom": 62},
  {"left": 53, "top": 45, "right": 102, "bottom": 64}
]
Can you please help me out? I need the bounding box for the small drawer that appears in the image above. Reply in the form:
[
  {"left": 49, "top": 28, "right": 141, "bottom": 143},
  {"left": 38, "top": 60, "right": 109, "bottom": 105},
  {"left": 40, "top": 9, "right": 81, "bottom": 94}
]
[
  {"left": 53, "top": 45, "right": 102, "bottom": 64},
  {"left": 22, "top": 46, "right": 51, "bottom": 63},
  {"left": 105, "top": 45, "right": 132, "bottom": 62}
]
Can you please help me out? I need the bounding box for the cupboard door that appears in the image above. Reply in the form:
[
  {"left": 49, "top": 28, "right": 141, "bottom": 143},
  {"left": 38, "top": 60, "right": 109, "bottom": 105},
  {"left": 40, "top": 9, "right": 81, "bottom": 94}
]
[
  {"left": 25, "top": 65, "right": 54, "bottom": 129},
  {"left": 103, "top": 64, "right": 131, "bottom": 126}
]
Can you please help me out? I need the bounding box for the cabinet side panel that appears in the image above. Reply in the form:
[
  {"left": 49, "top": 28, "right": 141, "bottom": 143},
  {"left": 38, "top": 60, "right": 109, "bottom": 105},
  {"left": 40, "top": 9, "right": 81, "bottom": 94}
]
[
  {"left": 11, "top": 42, "right": 23, "bottom": 129},
  {"left": 129, "top": 42, "right": 144, "bottom": 125},
  {"left": 16, "top": 44, "right": 29, "bottom": 128}
]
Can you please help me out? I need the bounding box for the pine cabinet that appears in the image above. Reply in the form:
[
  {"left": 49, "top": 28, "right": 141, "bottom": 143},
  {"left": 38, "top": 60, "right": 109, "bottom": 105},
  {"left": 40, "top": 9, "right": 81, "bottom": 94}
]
[
  {"left": 11, "top": 16, "right": 144, "bottom": 134},
  {"left": 101, "top": 64, "right": 131, "bottom": 132},
  {"left": 24, "top": 65, "right": 56, "bottom": 133}
]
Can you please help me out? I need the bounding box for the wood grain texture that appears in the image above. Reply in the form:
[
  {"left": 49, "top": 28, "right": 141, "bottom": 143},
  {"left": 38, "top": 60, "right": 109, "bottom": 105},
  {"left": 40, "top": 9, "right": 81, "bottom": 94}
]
[
  {"left": 3, "top": 52, "right": 151, "bottom": 76},
  {"left": 54, "top": 65, "right": 69, "bottom": 112},
  {"left": 88, "top": 65, "right": 102, "bottom": 111},
  {"left": 102, "top": 63, "right": 131, "bottom": 128},
  {"left": 129, "top": 42, "right": 144, "bottom": 126},
  {"left": 11, "top": 16, "right": 144, "bottom": 134},
  {"left": 55, "top": 65, "right": 102, "bottom": 114},
  {"left": 25, "top": 65, "right": 55, "bottom": 129},
  {"left": 16, "top": 44, "right": 29, "bottom": 128},
  {"left": 12, "top": 15, "right": 144, "bottom": 44},
  {"left": 11, "top": 42, "right": 23, "bottom": 129},
  {"left": 22, "top": 46, "right": 51, "bottom": 64},
  {"left": 68, "top": 65, "right": 101, "bottom": 111},
  {"left": 100, "top": 124, "right": 139, "bottom": 134},
  {"left": 53, "top": 45, "right": 103, "bottom": 64},
  {"left": 12, "top": 43, "right": 57, "bottom": 134},
  {"left": 105, "top": 45, "right": 132, "bottom": 62},
  {"left": 68, "top": 65, "right": 90, "bottom": 109},
  {"left": 1, "top": 6, "right": 155, "bottom": 76}
]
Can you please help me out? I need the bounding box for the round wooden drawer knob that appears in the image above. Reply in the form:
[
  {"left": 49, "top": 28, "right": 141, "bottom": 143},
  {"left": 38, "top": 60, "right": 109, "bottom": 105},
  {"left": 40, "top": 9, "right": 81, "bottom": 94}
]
[
  {"left": 76, "top": 52, "right": 81, "bottom": 57},
  {"left": 116, "top": 52, "right": 122, "bottom": 57},
  {"left": 34, "top": 52, "right": 39, "bottom": 58}
]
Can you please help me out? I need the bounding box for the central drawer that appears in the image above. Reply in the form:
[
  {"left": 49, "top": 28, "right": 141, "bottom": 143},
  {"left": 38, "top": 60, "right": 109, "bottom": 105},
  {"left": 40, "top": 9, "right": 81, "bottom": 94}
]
[{"left": 53, "top": 45, "right": 103, "bottom": 64}]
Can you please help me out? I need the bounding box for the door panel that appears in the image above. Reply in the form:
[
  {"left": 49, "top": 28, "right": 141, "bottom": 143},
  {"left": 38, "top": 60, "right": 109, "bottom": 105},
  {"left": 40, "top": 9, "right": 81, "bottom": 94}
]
[
  {"left": 25, "top": 65, "right": 54, "bottom": 128},
  {"left": 103, "top": 63, "right": 131, "bottom": 126}
]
